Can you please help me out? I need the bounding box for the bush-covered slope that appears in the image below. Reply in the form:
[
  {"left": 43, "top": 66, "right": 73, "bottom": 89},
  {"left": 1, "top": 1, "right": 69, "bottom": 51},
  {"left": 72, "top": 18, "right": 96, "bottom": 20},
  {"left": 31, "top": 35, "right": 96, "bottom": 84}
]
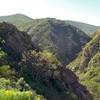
[
  {"left": 68, "top": 31, "right": 100, "bottom": 99},
  {"left": 0, "top": 22, "right": 93, "bottom": 100},
  {"left": 0, "top": 22, "right": 45, "bottom": 100}
]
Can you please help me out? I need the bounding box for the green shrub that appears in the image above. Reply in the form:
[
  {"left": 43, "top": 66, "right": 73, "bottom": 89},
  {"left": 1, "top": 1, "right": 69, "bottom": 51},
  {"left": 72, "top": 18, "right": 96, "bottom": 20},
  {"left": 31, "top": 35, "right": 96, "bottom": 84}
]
[
  {"left": 0, "top": 89, "right": 45, "bottom": 100},
  {"left": 0, "top": 90, "right": 33, "bottom": 100},
  {"left": 0, "top": 78, "right": 11, "bottom": 89},
  {"left": 0, "top": 65, "right": 14, "bottom": 77},
  {"left": 0, "top": 50, "right": 7, "bottom": 59},
  {"left": 40, "top": 50, "right": 59, "bottom": 65},
  {"left": 16, "top": 77, "right": 30, "bottom": 91}
]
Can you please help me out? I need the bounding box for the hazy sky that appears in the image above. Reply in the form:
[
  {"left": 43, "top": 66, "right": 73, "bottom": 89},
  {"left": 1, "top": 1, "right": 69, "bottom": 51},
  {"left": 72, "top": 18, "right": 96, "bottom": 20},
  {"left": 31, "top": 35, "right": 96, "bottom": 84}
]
[{"left": 0, "top": 0, "right": 100, "bottom": 25}]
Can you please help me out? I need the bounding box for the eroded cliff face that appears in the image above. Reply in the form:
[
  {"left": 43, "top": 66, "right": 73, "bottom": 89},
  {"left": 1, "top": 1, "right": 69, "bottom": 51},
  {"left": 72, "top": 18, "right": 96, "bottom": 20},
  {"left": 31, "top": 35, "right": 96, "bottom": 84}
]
[{"left": 0, "top": 22, "right": 93, "bottom": 100}]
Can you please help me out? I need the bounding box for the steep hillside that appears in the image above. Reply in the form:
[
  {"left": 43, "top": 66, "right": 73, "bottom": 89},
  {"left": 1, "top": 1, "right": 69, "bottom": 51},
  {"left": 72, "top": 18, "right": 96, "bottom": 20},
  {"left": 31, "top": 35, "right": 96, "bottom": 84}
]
[
  {"left": 0, "top": 22, "right": 93, "bottom": 100},
  {"left": 0, "top": 22, "right": 45, "bottom": 100},
  {"left": 68, "top": 31, "right": 100, "bottom": 99},
  {"left": 28, "top": 18, "right": 90, "bottom": 65},
  {"left": 0, "top": 22, "right": 39, "bottom": 60},
  {"left": 66, "top": 20, "right": 99, "bottom": 36}
]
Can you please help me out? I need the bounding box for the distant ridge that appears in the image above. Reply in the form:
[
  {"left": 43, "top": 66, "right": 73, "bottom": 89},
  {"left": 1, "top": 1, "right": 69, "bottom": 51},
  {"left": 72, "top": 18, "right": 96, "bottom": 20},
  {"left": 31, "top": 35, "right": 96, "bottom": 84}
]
[
  {"left": 0, "top": 14, "right": 99, "bottom": 36},
  {"left": 66, "top": 20, "right": 99, "bottom": 36},
  {"left": 0, "top": 13, "right": 33, "bottom": 31}
]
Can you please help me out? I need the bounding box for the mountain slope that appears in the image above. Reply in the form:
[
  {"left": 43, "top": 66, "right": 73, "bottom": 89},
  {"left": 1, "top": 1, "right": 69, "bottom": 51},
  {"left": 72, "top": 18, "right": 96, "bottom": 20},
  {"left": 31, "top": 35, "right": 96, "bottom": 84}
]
[
  {"left": 28, "top": 18, "right": 90, "bottom": 64},
  {"left": 0, "top": 14, "right": 98, "bottom": 36},
  {"left": 68, "top": 31, "right": 100, "bottom": 99},
  {"left": 0, "top": 14, "right": 91, "bottom": 65},
  {"left": 66, "top": 20, "right": 99, "bottom": 36},
  {"left": 0, "top": 22, "right": 93, "bottom": 100}
]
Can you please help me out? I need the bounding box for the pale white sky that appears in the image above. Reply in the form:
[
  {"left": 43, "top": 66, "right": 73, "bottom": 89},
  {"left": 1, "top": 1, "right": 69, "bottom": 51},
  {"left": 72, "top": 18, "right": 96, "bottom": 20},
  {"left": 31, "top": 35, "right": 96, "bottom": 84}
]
[{"left": 0, "top": 0, "right": 100, "bottom": 26}]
